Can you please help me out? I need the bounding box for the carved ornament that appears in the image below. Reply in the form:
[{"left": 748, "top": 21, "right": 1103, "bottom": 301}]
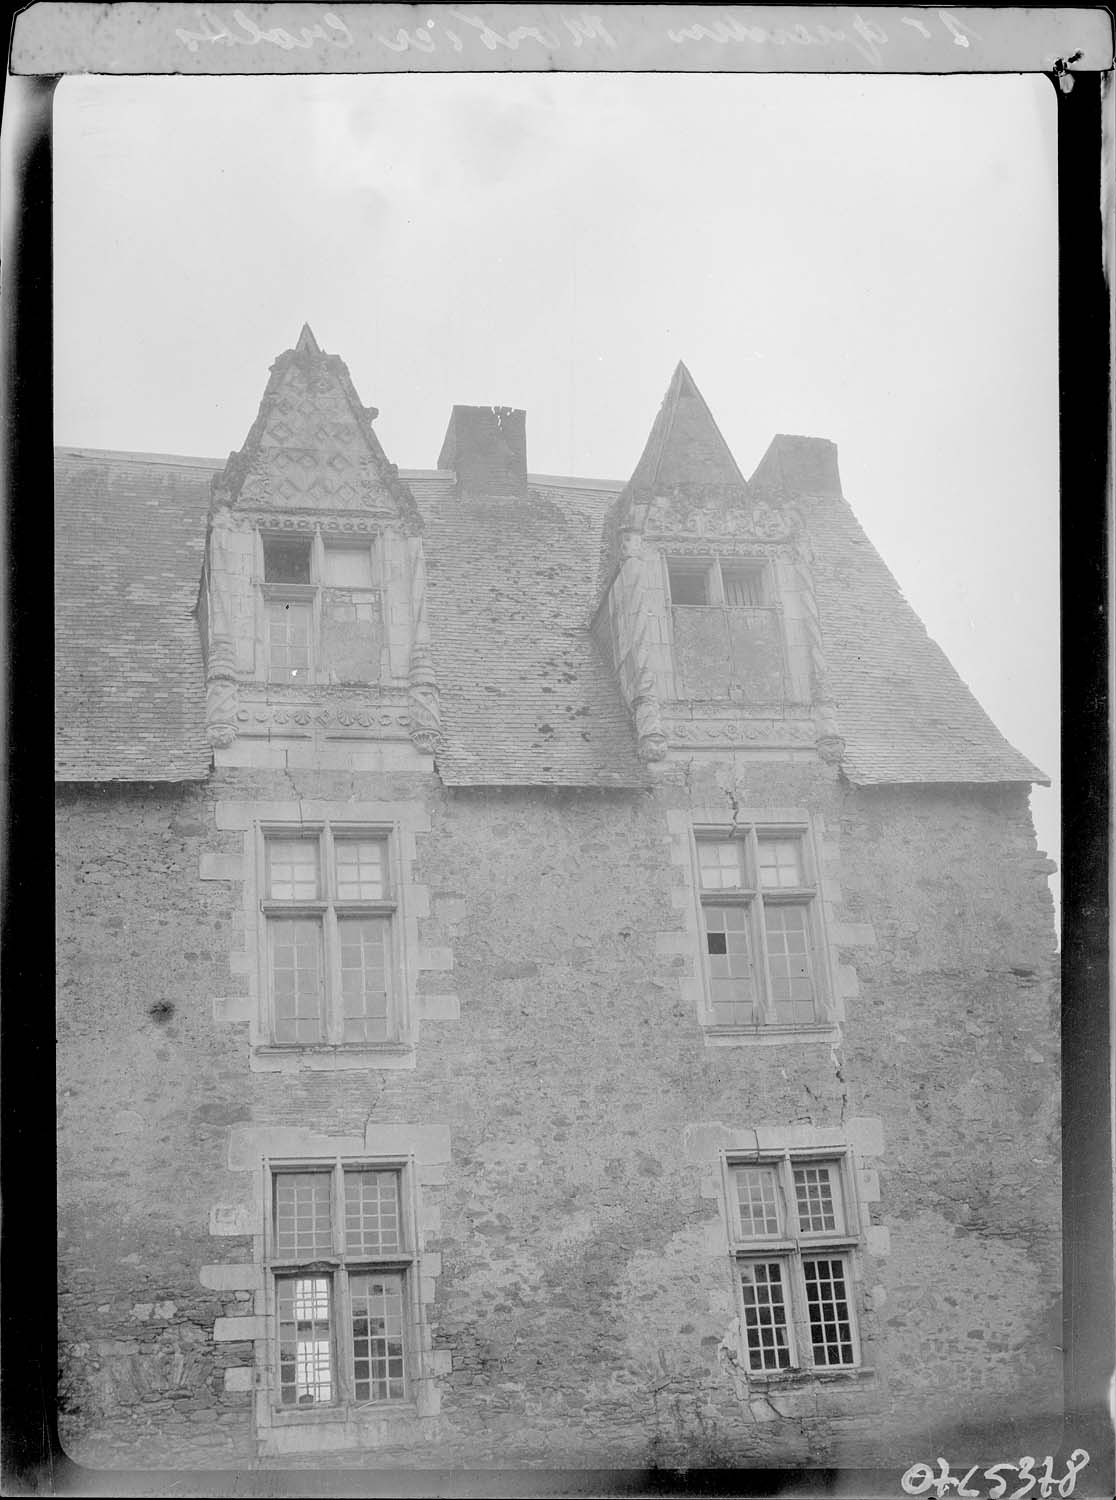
[
  {"left": 235, "top": 704, "right": 412, "bottom": 736},
  {"left": 664, "top": 718, "right": 818, "bottom": 746},
  {"left": 645, "top": 495, "right": 795, "bottom": 542},
  {"left": 227, "top": 509, "right": 396, "bottom": 536}
]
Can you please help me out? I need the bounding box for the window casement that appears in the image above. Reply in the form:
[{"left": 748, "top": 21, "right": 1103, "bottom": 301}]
[
  {"left": 260, "top": 531, "right": 379, "bottom": 685},
  {"left": 666, "top": 556, "right": 769, "bottom": 608},
  {"left": 723, "top": 1150, "right": 861, "bottom": 1376},
  {"left": 696, "top": 825, "right": 825, "bottom": 1029},
  {"left": 265, "top": 1159, "right": 417, "bottom": 1414},
  {"left": 261, "top": 824, "right": 398, "bottom": 1048}
]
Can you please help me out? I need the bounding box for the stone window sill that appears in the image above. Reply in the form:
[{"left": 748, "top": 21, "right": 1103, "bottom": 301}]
[
  {"left": 746, "top": 1365, "right": 877, "bottom": 1389},
  {"left": 703, "top": 1023, "right": 839, "bottom": 1047},
  {"left": 251, "top": 1043, "right": 417, "bottom": 1073},
  {"left": 269, "top": 1399, "right": 417, "bottom": 1428}
]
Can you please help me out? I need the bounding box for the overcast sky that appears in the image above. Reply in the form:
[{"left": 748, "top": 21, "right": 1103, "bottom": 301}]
[{"left": 53, "top": 71, "right": 1060, "bottom": 921}]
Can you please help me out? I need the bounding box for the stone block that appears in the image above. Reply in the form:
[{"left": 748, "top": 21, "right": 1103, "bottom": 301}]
[
  {"left": 199, "top": 853, "right": 244, "bottom": 882},
  {"left": 213, "top": 1315, "right": 266, "bottom": 1342},
  {"left": 200, "top": 1264, "right": 260, "bottom": 1292},
  {"left": 209, "top": 1205, "right": 255, "bottom": 1237},
  {"left": 223, "top": 1366, "right": 254, "bottom": 1393}
]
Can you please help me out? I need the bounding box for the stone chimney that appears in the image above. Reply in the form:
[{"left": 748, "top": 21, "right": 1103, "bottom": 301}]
[
  {"left": 437, "top": 405, "right": 527, "bottom": 498},
  {"left": 749, "top": 434, "right": 842, "bottom": 498}
]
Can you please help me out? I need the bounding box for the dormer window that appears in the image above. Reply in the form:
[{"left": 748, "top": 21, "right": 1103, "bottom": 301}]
[
  {"left": 666, "top": 556, "right": 769, "bottom": 607},
  {"left": 258, "top": 530, "right": 384, "bottom": 687}
]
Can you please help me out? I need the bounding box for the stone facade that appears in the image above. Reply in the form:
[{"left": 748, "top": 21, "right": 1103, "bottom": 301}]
[{"left": 55, "top": 333, "right": 1059, "bottom": 1472}]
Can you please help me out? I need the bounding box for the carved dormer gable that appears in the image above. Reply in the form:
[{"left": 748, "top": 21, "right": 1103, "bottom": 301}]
[
  {"left": 212, "top": 323, "right": 421, "bottom": 528},
  {"left": 593, "top": 364, "right": 844, "bottom": 765},
  {"left": 200, "top": 328, "right": 441, "bottom": 760}
]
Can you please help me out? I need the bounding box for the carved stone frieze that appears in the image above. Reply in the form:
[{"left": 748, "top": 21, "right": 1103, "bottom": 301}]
[
  {"left": 646, "top": 537, "right": 788, "bottom": 559},
  {"left": 224, "top": 509, "right": 396, "bottom": 535},
  {"left": 645, "top": 493, "right": 795, "bottom": 542},
  {"left": 663, "top": 717, "right": 818, "bottom": 746},
  {"left": 235, "top": 703, "right": 413, "bottom": 737}
]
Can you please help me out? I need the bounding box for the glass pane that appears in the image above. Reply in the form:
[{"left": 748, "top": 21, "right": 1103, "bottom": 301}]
[
  {"left": 804, "top": 1258, "right": 856, "bottom": 1366},
  {"left": 267, "top": 601, "right": 313, "bottom": 683},
  {"left": 698, "top": 840, "right": 746, "bottom": 890},
  {"left": 705, "top": 904, "right": 755, "bottom": 1024},
  {"left": 323, "top": 547, "right": 374, "bottom": 588},
  {"left": 344, "top": 1170, "right": 402, "bottom": 1254},
  {"left": 350, "top": 1272, "right": 406, "bottom": 1402},
  {"left": 268, "top": 838, "right": 320, "bottom": 900},
  {"left": 335, "top": 839, "right": 386, "bottom": 900},
  {"left": 793, "top": 1163, "right": 843, "bottom": 1234},
  {"left": 733, "top": 1166, "right": 781, "bottom": 1238},
  {"left": 758, "top": 838, "right": 803, "bottom": 888},
  {"left": 270, "top": 918, "right": 324, "bottom": 1044},
  {"left": 739, "top": 1261, "right": 792, "bottom": 1371},
  {"left": 277, "top": 1276, "right": 333, "bottom": 1405},
  {"left": 338, "top": 917, "right": 390, "bottom": 1044},
  {"left": 274, "top": 1171, "right": 334, "bottom": 1257},
  {"left": 764, "top": 904, "right": 815, "bottom": 1022}
]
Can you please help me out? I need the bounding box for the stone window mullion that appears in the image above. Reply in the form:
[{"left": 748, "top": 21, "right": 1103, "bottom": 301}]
[{"left": 748, "top": 827, "right": 776, "bottom": 1025}]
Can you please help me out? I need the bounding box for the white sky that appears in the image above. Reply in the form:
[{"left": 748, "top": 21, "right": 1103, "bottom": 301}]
[{"left": 53, "top": 72, "right": 1060, "bottom": 920}]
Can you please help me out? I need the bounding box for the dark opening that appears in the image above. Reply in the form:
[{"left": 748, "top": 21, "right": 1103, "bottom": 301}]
[
  {"left": 707, "top": 932, "right": 728, "bottom": 955},
  {"left": 264, "top": 536, "right": 312, "bottom": 584},
  {"left": 667, "top": 561, "right": 711, "bottom": 606},
  {"left": 722, "top": 565, "right": 767, "bottom": 607}
]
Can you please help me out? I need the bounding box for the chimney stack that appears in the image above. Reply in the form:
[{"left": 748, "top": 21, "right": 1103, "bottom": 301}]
[{"left": 437, "top": 406, "right": 527, "bottom": 498}]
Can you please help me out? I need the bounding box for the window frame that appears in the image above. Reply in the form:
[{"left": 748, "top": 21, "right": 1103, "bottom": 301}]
[
  {"left": 258, "top": 528, "right": 382, "bottom": 686},
  {"left": 258, "top": 821, "right": 401, "bottom": 1051},
  {"left": 665, "top": 555, "right": 771, "bottom": 609},
  {"left": 694, "top": 822, "right": 827, "bottom": 1031},
  {"left": 262, "top": 1156, "right": 421, "bottom": 1420},
  {"left": 722, "top": 1148, "right": 862, "bottom": 1378}
]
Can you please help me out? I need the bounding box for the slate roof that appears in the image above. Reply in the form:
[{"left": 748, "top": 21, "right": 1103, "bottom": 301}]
[
  {"left": 409, "top": 474, "right": 646, "bottom": 787},
  {"left": 55, "top": 449, "right": 214, "bottom": 782},
  {"left": 54, "top": 435, "right": 1046, "bottom": 789},
  {"left": 803, "top": 489, "right": 1048, "bottom": 786}
]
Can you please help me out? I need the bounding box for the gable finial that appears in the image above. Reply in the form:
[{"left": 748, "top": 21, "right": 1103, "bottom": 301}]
[{"left": 295, "top": 323, "right": 321, "bottom": 355}]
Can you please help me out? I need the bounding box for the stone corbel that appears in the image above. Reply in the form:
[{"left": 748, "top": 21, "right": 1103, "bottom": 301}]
[
  {"left": 619, "top": 525, "right": 668, "bottom": 763},
  {"left": 406, "top": 540, "right": 444, "bottom": 756}
]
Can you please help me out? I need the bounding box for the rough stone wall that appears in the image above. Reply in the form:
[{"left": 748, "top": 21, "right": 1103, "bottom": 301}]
[{"left": 56, "top": 764, "right": 1059, "bottom": 1470}]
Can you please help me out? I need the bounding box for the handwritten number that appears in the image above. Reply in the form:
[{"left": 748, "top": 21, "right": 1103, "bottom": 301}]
[
  {"left": 954, "top": 1465, "right": 980, "bottom": 1498},
  {"left": 1058, "top": 1451, "right": 1090, "bottom": 1497},
  {"left": 1009, "top": 1457, "right": 1037, "bottom": 1500},
  {"left": 901, "top": 1463, "right": 936, "bottom": 1496},
  {"left": 986, "top": 1464, "right": 1015, "bottom": 1499}
]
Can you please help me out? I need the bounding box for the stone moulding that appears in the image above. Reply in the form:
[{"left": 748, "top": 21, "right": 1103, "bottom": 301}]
[
  {"left": 235, "top": 704, "right": 413, "bottom": 737},
  {"left": 790, "top": 527, "right": 846, "bottom": 767},
  {"left": 645, "top": 493, "right": 795, "bottom": 542},
  {"left": 617, "top": 527, "right": 667, "bottom": 763},
  {"left": 406, "top": 540, "right": 445, "bottom": 756},
  {"left": 217, "top": 509, "right": 396, "bottom": 535},
  {"left": 664, "top": 718, "right": 818, "bottom": 746}
]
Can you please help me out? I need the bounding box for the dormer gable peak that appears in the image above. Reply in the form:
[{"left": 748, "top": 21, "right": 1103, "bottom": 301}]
[{"left": 210, "top": 331, "right": 419, "bottom": 531}]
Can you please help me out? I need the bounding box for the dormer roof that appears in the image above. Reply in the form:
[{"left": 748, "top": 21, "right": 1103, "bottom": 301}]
[{"left": 211, "top": 327, "right": 421, "bottom": 530}]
